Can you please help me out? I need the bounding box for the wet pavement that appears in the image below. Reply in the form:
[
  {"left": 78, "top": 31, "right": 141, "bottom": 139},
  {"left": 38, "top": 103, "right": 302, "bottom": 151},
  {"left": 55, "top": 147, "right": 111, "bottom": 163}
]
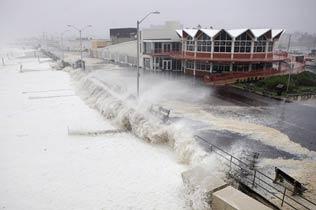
[{"left": 207, "top": 86, "right": 316, "bottom": 152}]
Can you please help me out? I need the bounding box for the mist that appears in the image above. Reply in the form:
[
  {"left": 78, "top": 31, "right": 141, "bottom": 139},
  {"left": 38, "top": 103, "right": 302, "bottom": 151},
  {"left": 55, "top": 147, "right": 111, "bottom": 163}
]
[{"left": 1, "top": 0, "right": 316, "bottom": 42}]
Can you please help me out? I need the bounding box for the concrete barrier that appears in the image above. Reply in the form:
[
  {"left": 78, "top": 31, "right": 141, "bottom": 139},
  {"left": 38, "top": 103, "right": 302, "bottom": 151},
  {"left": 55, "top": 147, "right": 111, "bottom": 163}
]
[
  {"left": 182, "top": 166, "right": 228, "bottom": 210},
  {"left": 212, "top": 186, "right": 272, "bottom": 210}
]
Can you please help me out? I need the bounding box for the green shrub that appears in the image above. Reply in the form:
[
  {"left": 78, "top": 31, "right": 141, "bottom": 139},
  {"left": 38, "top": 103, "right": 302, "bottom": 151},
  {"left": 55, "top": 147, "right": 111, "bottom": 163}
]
[{"left": 237, "top": 71, "right": 316, "bottom": 94}]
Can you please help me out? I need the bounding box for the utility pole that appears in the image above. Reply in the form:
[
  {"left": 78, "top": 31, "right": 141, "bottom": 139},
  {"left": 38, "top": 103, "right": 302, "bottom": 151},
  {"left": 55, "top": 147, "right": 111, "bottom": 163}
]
[
  {"left": 60, "top": 30, "right": 69, "bottom": 60},
  {"left": 45, "top": 32, "right": 48, "bottom": 50},
  {"left": 287, "top": 34, "right": 292, "bottom": 52},
  {"left": 67, "top": 25, "right": 92, "bottom": 70},
  {"left": 136, "top": 20, "right": 140, "bottom": 97},
  {"left": 136, "top": 11, "right": 160, "bottom": 97},
  {"left": 79, "top": 30, "right": 83, "bottom": 61},
  {"left": 286, "top": 34, "right": 292, "bottom": 94}
]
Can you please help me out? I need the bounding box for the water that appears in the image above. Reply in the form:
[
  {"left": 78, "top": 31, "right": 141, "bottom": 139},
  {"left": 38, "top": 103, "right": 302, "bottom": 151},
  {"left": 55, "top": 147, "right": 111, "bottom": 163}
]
[
  {"left": 66, "top": 62, "right": 316, "bottom": 204},
  {"left": 69, "top": 64, "right": 316, "bottom": 160},
  {"left": 208, "top": 86, "right": 316, "bottom": 152}
]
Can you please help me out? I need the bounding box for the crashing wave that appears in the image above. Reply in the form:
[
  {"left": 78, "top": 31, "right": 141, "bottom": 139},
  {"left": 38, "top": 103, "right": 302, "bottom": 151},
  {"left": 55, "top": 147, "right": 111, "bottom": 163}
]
[{"left": 68, "top": 69, "right": 210, "bottom": 165}]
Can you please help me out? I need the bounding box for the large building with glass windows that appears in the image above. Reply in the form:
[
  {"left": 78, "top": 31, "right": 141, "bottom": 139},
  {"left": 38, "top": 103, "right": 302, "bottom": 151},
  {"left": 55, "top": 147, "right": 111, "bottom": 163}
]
[{"left": 142, "top": 27, "right": 290, "bottom": 84}]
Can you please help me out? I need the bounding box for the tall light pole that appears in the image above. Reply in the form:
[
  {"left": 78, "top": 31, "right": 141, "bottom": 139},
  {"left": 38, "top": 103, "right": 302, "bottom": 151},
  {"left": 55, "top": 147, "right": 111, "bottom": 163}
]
[
  {"left": 60, "top": 29, "right": 70, "bottom": 60},
  {"left": 286, "top": 34, "right": 292, "bottom": 94},
  {"left": 67, "top": 24, "right": 92, "bottom": 67},
  {"left": 136, "top": 11, "right": 160, "bottom": 97}
]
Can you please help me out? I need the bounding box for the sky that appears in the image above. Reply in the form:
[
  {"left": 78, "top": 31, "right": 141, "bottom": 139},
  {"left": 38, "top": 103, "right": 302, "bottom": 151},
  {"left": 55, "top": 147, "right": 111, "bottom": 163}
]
[{"left": 0, "top": 0, "right": 316, "bottom": 41}]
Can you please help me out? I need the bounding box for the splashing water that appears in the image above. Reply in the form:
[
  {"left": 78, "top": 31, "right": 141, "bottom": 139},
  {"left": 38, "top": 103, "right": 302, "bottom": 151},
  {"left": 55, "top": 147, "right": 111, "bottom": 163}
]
[
  {"left": 67, "top": 66, "right": 316, "bottom": 208},
  {"left": 68, "top": 68, "right": 212, "bottom": 166}
]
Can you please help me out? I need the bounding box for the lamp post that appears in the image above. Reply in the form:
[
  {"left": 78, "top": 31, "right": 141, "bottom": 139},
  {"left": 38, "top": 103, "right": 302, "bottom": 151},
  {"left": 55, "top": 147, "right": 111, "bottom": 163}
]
[
  {"left": 136, "top": 11, "right": 160, "bottom": 97},
  {"left": 67, "top": 24, "right": 92, "bottom": 68},
  {"left": 60, "top": 29, "right": 70, "bottom": 60},
  {"left": 286, "top": 34, "right": 292, "bottom": 95}
]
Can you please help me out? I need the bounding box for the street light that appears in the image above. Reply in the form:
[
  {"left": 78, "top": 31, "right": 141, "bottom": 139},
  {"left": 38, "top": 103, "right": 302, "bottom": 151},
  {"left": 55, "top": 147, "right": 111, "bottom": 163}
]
[
  {"left": 136, "top": 11, "right": 160, "bottom": 97},
  {"left": 286, "top": 34, "right": 292, "bottom": 95},
  {"left": 60, "top": 29, "right": 70, "bottom": 60},
  {"left": 67, "top": 24, "right": 92, "bottom": 66}
]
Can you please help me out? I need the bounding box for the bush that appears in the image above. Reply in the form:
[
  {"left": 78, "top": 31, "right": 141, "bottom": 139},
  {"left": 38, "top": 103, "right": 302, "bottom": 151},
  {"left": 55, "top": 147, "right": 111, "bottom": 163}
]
[{"left": 244, "top": 71, "right": 316, "bottom": 94}]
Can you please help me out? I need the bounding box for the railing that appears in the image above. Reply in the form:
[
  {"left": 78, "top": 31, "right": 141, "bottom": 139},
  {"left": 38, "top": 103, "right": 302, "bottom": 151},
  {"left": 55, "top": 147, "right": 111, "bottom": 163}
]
[
  {"left": 143, "top": 49, "right": 181, "bottom": 56},
  {"left": 203, "top": 68, "right": 283, "bottom": 82},
  {"left": 169, "top": 51, "right": 289, "bottom": 62},
  {"left": 195, "top": 135, "right": 316, "bottom": 210},
  {"left": 274, "top": 51, "right": 289, "bottom": 58}
]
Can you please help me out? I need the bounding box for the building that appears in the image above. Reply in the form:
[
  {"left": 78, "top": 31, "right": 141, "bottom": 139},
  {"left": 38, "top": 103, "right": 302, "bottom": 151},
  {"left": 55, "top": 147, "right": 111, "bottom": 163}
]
[
  {"left": 142, "top": 21, "right": 183, "bottom": 71},
  {"left": 110, "top": 28, "right": 137, "bottom": 44},
  {"left": 142, "top": 27, "right": 294, "bottom": 84},
  {"left": 90, "top": 23, "right": 299, "bottom": 85},
  {"left": 91, "top": 39, "right": 111, "bottom": 49}
]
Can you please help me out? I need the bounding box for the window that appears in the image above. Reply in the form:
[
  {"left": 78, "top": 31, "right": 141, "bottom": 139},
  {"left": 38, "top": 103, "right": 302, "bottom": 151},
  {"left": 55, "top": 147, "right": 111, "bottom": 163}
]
[
  {"left": 186, "top": 36, "right": 195, "bottom": 51},
  {"left": 214, "top": 31, "right": 232, "bottom": 52},
  {"left": 254, "top": 36, "right": 266, "bottom": 52},
  {"left": 233, "top": 64, "right": 249, "bottom": 72},
  {"left": 143, "top": 42, "right": 151, "bottom": 54},
  {"left": 196, "top": 61, "right": 210, "bottom": 71},
  {"left": 266, "top": 62, "right": 272, "bottom": 68},
  {"left": 234, "top": 32, "right": 252, "bottom": 53},
  {"left": 252, "top": 63, "right": 265, "bottom": 70},
  {"left": 172, "top": 42, "right": 181, "bottom": 52},
  {"left": 268, "top": 42, "right": 273, "bottom": 52},
  {"left": 186, "top": 61, "right": 194, "bottom": 69},
  {"left": 197, "top": 33, "right": 212, "bottom": 52},
  {"left": 213, "top": 64, "right": 230, "bottom": 73},
  {"left": 143, "top": 58, "right": 150, "bottom": 69},
  {"left": 163, "top": 43, "right": 171, "bottom": 52},
  {"left": 172, "top": 60, "right": 182, "bottom": 70},
  {"left": 154, "top": 43, "right": 162, "bottom": 53}
]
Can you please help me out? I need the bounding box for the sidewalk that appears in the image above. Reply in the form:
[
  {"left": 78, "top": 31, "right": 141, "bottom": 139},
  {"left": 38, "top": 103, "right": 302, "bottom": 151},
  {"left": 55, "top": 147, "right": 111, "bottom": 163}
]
[{"left": 0, "top": 50, "right": 188, "bottom": 210}]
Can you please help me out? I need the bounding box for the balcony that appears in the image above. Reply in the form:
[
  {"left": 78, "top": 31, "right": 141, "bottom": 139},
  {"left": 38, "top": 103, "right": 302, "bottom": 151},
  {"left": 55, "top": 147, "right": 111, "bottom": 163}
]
[
  {"left": 143, "top": 49, "right": 180, "bottom": 56},
  {"left": 169, "top": 51, "right": 289, "bottom": 63}
]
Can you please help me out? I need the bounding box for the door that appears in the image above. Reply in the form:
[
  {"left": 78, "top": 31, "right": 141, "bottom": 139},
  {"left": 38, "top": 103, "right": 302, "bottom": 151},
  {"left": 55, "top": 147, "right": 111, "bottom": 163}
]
[{"left": 162, "top": 60, "right": 172, "bottom": 70}]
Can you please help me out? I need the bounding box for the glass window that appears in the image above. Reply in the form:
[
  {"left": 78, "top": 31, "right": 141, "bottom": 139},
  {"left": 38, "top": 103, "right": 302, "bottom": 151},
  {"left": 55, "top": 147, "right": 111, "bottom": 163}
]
[
  {"left": 233, "top": 64, "right": 249, "bottom": 72},
  {"left": 143, "top": 42, "right": 151, "bottom": 54},
  {"left": 186, "top": 36, "right": 195, "bottom": 51},
  {"left": 268, "top": 42, "right": 273, "bottom": 52},
  {"left": 195, "top": 61, "right": 210, "bottom": 71},
  {"left": 154, "top": 43, "right": 162, "bottom": 53},
  {"left": 186, "top": 61, "right": 194, "bottom": 69},
  {"left": 213, "top": 64, "right": 231, "bottom": 73},
  {"left": 234, "top": 32, "right": 252, "bottom": 53},
  {"left": 254, "top": 36, "right": 267, "bottom": 53},
  {"left": 214, "top": 31, "right": 232, "bottom": 52},
  {"left": 197, "top": 33, "right": 212, "bottom": 52},
  {"left": 172, "top": 42, "right": 181, "bottom": 52},
  {"left": 252, "top": 63, "right": 265, "bottom": 70}
]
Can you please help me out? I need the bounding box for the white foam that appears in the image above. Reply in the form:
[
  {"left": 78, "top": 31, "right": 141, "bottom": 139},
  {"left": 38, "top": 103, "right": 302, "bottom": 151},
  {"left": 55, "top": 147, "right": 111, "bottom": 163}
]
[{"left": 69, "top": 69, "right": 212, "bottom": 165}]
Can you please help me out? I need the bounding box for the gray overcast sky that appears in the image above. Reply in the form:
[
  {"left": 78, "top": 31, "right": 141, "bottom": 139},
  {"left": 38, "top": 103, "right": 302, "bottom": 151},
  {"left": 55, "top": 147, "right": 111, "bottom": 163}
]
[{"left": 1, "top": 0, "right": 316, "bottom": 40}]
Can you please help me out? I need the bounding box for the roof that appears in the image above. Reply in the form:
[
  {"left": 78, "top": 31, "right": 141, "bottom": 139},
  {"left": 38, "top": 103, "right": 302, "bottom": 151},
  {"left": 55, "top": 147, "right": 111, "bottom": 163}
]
[
  {"left": 226, "top": 29, "right": 249, "bottom": 38},
  {"left": 177, "top": 28, "right": 283, "bottom": 39},
  {"left": 183, "top": 29, "right": 198, "bottom": 38},
  {"left": 250, "top": 29, "right": 271, "bottom": 38},
  {"left": 272, "top": 29, "right": 284, "bottom": 39},
  {"left": 176, "top": 30, "right": 183, "bottom": 38},
  {"left": 200, "top": 29, "right": 220, "bottom": 38}
]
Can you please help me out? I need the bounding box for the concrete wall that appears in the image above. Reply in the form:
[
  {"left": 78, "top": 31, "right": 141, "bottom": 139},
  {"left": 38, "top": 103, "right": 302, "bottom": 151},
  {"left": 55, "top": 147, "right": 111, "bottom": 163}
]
[
  {"left": 90, "top": 40, "right": 138, "bottom": 66},
  {"left": 91, "top": 39, "right": 111, "bottom": 49},
  {"left": 212, "top": 186, "right": 272, "bottom": 210}
]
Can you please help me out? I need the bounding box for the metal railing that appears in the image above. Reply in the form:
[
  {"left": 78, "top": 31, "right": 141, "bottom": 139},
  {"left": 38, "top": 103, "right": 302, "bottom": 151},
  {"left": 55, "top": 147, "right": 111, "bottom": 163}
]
[
  {"left": 203, "top": 68, "right": 282, "bottom": 82},
  {"left": 195, "top": 135, "right": 316, "bottom": 210}
]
